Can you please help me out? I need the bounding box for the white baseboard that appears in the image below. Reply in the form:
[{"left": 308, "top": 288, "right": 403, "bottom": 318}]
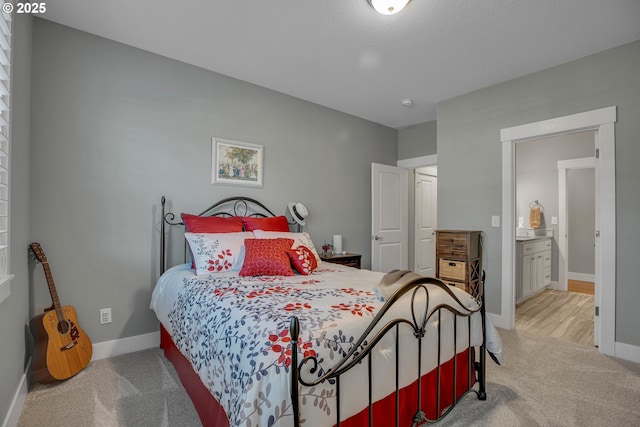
[
  {"left": 615, "top": 341, "right": 640, "bottom": 363},
  {"left": 568, "top": 272, "right": 595, "bottom": 282},
  {"left": 2, "top": 361, "right": 29, "bottom": 427},
  {"left": 91, "top": 331, "right": 160, "bottom": 361}
]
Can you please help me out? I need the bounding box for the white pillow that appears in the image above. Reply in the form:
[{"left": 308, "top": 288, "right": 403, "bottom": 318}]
[
  {"left": 252, "top": 230, "right": 322, "bottom": 266},
  {"left": 185, "top": 232, "right": 254, "bottom": 275}
]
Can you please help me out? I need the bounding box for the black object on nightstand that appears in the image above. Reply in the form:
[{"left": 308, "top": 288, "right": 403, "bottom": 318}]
[{"left": 320, "top": 253, "right": 361, "bottom": 269}]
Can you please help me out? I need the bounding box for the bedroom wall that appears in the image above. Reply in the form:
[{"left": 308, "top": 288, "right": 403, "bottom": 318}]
[
  {"left": 397, "top": 120, "right": 437, "bottom": 160},
  {"left": 437, "top": 39, "right": 640, "bottom": 346},
  {"left": 0, "top": 14, "right": 32, "bottom": 424},
  {"left": 29, "top": 19, "right": 397, "bottom": 345}
]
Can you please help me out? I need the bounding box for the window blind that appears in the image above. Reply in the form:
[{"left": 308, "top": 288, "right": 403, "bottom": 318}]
[{"left": 0, "top": 10, "right": 12, "bottom": 303}]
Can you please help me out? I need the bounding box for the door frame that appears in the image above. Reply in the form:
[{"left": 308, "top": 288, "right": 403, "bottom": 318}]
[{"left": 500, "top": 106, "right": 616, "bottom": 356}]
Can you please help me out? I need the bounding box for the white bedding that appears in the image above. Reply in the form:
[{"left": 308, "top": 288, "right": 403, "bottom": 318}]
[{"left": 151, "top": 263, "right": 493, "bottom": 426}]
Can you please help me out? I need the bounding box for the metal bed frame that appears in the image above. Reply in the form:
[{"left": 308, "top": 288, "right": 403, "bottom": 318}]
[
  {"left": 290, "top": 274, "right": 487, "bottom": 426},
  {"left": 159, "top": 196, "right": 487, "bottom": 426}
]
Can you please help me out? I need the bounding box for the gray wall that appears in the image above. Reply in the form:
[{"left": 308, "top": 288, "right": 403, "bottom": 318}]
[
  {"left": 515, "top": 131, "right": 595, "bottom": 281},
  {"left": 0, "top": 14, "right": 32, "bottom": 421},
  {"left": 568, "top": 168, "right": 595, "bottom": 275},
  {"left": 437, "top": 39, "right": 640, "bottom": 345},
  {"left": 29, "top": 19, "right": 397, "bottom": 345},
  {"left": 398, "top": 120, "right": 437, "bottom": 160}
]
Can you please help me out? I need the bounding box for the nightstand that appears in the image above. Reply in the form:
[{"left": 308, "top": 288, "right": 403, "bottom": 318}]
[{"left": 320, "top": 253, "right": 361, "bottom": 269}]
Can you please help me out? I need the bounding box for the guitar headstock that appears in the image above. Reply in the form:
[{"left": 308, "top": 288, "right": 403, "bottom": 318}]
[{"left": 29, "top": 242, "right": 48, "bottom": 263}]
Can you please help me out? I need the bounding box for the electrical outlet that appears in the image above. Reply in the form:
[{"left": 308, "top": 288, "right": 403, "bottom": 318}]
[{"left": 100, "top": 308, "right": 112, "bottom": 325}]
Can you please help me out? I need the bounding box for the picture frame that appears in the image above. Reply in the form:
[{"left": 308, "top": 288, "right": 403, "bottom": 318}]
[{"left": 211, "top": 137, "right": 264, "bottom": 187}]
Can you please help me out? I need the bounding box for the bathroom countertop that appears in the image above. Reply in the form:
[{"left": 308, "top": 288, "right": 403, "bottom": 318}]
[{"left": 516, "top": 236, "right": 552, "bottom": 242}]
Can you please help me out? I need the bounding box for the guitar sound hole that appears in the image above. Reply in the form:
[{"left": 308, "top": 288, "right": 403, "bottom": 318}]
[{"left": 57, "top": 319, "right": 70, "bottom": 334}]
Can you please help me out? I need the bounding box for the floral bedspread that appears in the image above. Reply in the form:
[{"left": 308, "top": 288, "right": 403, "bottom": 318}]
[{"left": 150, "top": 263, "right": 483, "bottom": 427}]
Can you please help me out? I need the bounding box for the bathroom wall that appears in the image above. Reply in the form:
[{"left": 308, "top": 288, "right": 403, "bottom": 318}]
[{"left": 515, "top": 131, "right": 594, "bottom": 282}]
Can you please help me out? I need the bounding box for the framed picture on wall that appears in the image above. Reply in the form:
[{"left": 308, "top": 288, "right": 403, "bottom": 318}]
[{"left": 211, "top": 137, "right": 264, "bottom": 187}]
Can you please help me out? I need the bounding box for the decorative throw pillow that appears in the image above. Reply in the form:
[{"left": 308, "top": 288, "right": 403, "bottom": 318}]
[
  {"left": 181, "top": 214, "right": 244, "bottom": 268},
  {"left": 239, "top": 238, "right": 295, "bottom": 277},
  {"left": 287, "top": 246, "right": 318, "bottom": 275},
  {"left": 252, "top": 230, "right": 322, "bottom": 266},
  {"left": 241, "top": 216, "right": 290, "bottom": 232},
  {"left": 185, "top": 232, "right": 254, "bottom": 275}
]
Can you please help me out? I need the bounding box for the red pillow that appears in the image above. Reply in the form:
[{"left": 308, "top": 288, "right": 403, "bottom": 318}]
[
  {"left": 181, "top": 213, "right": 243, "bottom": 233},
  {"left": 239, "top": 238, "right": 295, "bottom": 277},
  {"left": 287, "top": 246, "right": 318, "bottom": 275},
  {"left": 241, "top": 216, "right": 290, "bottom": 232}
]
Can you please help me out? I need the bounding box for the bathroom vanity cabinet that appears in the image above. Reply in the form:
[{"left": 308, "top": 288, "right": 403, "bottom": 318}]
[{"left": 516, "top": 237, "right": 552, "bottom": 303}]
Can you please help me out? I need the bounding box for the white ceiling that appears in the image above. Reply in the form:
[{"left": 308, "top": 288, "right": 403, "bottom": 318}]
[{"left": 42, "top": 0, "right": 640, "bottom": 129}]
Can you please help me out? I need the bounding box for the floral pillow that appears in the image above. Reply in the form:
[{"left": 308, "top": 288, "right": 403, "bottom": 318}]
[
  {"left": 185, "top": 232, "right": 254, "bottom": 275},
  {"left": 181, "top": 214, "right": 243, "bottom": 268},
  {"left": 252, "top": 230, "right": 322, "bottom": 266},
  {"left": 239, "top": 238, "right": 295, "bottom": 277},
  {"left": 287, "top": 246, "right": 318, "bottom": 275}
]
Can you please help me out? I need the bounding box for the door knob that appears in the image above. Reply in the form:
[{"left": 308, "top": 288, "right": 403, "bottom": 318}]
[{"left": 372, "top": 235, "right": 382, "bottom": 241}]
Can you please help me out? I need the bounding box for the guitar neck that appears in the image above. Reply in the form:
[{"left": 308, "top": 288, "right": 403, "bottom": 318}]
[{"left": 42, "top": 261, "right": 65, "bottom": 321}]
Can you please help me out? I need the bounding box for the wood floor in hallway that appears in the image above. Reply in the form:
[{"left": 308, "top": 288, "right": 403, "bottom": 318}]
[
  {"left": 568, "top": 279, "right": 595, "bottom": 295},
  {"left": 516, "top": 289, "right": 594, "bottom": 346}
]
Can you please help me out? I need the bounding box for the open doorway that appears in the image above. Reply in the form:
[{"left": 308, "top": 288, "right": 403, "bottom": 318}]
[
  {"left": 513, "top": 132, "right": 596, "bottom": 346},
  {"left": 500, "top": 106, "right": 616, "bottom": 357},
  {"left": 397, "top": 155, "right": 438, "bottom": 275},
  {"left": 371, "top": 155, "right": 438, "bottom": 274},
  {"left": 565, "top": 166, "right": 596, "bottom": 295}
]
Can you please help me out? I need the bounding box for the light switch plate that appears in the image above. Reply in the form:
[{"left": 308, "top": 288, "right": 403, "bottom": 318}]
[
  {"left": 551, "top": 216, "right": 558, "bottom": 225},
  {"left": 491, "top": 215, "right": 500, "bottom": 227}
]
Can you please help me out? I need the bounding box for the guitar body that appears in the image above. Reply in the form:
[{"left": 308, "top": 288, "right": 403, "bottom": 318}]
[
  {"left": 30, "top": 306, "right": 93, "bottom": 382},
  {"left": 29, "top": 242, "right": 93, "bottom": 383}
]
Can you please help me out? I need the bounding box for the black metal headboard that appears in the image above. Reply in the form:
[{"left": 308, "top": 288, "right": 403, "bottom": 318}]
[{"left": 160, "top": 196, "right": 279, "bottom": 273}]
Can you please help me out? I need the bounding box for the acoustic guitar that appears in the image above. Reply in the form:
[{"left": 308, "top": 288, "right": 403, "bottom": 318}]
[{"left": 29, "top": 242, "right": 92, "bottom": 382}]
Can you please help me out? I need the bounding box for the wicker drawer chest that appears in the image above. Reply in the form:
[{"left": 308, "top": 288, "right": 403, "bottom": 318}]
[{"left": 435, "top": 230, "right": 482, "bottom": 297}]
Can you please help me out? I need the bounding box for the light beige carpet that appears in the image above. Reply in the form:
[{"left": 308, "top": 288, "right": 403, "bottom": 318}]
[
  {"left": 18, "top": 328, "right": 640, "bottom": 426},
  {"left": 18, "top": 349, "right": 201, "bottom": 427}
]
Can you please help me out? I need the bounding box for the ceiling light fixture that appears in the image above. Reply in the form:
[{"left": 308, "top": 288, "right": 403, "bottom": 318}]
[{"left": 368, "top": 0, "right": 411, "bottom": 15}]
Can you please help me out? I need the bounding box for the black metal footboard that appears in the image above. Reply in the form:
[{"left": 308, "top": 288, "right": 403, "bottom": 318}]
[{"left": 290, "top": 276, "right": 487, "bottom": 427}]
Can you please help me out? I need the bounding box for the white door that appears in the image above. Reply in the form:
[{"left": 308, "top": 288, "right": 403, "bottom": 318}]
[
  {"left": 414, "top": 171, "right": 437, "bottom": 276},
  {"left": 593, "top": 139, "right": 601, "bottom": 346},
  {"left": 371, "top": 163, "right": 408, "bottom": 273}
]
